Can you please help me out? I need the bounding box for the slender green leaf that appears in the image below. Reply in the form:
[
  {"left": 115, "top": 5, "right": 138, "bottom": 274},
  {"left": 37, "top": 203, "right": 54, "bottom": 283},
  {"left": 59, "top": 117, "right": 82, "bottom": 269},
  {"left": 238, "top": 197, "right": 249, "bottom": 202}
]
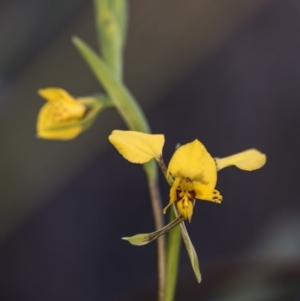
[
  {"left": 72, "top": 36, "right": 158, "bottom": 179},
  {"left": 72, "top": 36, "right": 150, "bottom": 134}
]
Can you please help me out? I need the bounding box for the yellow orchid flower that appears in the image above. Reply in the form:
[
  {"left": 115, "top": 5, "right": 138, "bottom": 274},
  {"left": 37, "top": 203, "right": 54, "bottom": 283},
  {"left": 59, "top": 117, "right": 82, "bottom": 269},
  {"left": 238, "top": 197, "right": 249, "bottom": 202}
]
[
  {"left": 109, "top": 130, "right": 266, "bottom": 221},
  {"left": 162, "top": 139, "right": 222, "bottom": 221},
  {"left": 37, "top": 88, "right": 111, "bottom": 140}
]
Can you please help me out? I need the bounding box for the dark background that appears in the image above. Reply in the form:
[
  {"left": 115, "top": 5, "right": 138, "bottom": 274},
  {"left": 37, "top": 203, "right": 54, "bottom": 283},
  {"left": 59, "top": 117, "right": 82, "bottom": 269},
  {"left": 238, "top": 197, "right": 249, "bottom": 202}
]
[{"left": 0, "top": 0, "right": 300, "bottom": 300}]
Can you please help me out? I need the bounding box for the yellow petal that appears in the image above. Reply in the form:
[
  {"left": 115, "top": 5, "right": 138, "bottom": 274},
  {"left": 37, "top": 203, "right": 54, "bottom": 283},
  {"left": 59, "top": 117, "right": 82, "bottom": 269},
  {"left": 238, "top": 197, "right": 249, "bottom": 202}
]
[
  {"left": 193, "top": 181, "right": 222, "bottom": 203},
  {"left": 38, "top": 88, "right": 76, "bottom": 104},
  {"left": 215, "top": 149, "right": 266, "bottom": 171},
  {"left": 108, "top": 130, "right": 165, "bottom": 163},
  {"left": 167, "top": 139, "right": 217, "bottom": 187}
]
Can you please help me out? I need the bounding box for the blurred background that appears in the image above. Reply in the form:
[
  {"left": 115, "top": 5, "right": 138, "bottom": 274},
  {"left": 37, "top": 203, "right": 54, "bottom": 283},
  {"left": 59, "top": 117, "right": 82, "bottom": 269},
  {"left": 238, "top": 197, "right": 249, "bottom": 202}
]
[{"left": 0, "top": 0, "right": 300, "bottom": 300}]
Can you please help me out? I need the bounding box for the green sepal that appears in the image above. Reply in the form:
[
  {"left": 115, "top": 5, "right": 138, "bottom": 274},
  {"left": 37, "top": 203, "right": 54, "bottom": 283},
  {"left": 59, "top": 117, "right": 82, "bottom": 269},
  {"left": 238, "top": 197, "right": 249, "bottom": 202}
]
[
  {"left": 177, "top": 208, "right": 202, "bottom": 283},
  {"left": 122, "top": 215, "right": 184, "bottom": 246}
]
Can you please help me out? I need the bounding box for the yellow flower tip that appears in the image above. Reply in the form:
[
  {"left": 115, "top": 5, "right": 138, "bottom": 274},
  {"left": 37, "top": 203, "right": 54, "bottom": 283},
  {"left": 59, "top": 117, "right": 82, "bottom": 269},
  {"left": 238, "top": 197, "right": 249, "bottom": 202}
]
[
  {"left": 215, "top": 149, "right": 267, "bottom": 171},
  {"left": 36, "top": 88, "right": 89, "bottom": 140},
  {"left": 108, "top": 130, "right": 165, "bottom": 164}
]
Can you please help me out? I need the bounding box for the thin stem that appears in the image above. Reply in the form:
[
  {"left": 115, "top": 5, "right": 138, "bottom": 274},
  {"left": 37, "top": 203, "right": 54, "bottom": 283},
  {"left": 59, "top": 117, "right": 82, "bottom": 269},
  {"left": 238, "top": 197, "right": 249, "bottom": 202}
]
[
  {"left": 157, "top": 155, "right": 173, "bottom": 186},
  {"left": 165, "top": 209, "right": 182, "bottom": 301},
  {"left": 147, "top": 178, "right": 166, "bottom": 301}
]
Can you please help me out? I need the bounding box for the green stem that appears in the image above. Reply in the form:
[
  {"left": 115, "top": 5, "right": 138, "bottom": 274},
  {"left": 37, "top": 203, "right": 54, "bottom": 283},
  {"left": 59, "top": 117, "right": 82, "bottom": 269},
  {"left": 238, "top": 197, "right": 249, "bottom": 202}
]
[
  {"left": 93, "top": 0, "right": 127, "bottom": 80},
  {"left": 148, "top": 178, "right": 166, "bottom": 301},
  {"left": 73, "top": 36, "right": 167, "bottom": 301},
  {"left": 165, "top": 209, "right": 182, "bottom": 301}
]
